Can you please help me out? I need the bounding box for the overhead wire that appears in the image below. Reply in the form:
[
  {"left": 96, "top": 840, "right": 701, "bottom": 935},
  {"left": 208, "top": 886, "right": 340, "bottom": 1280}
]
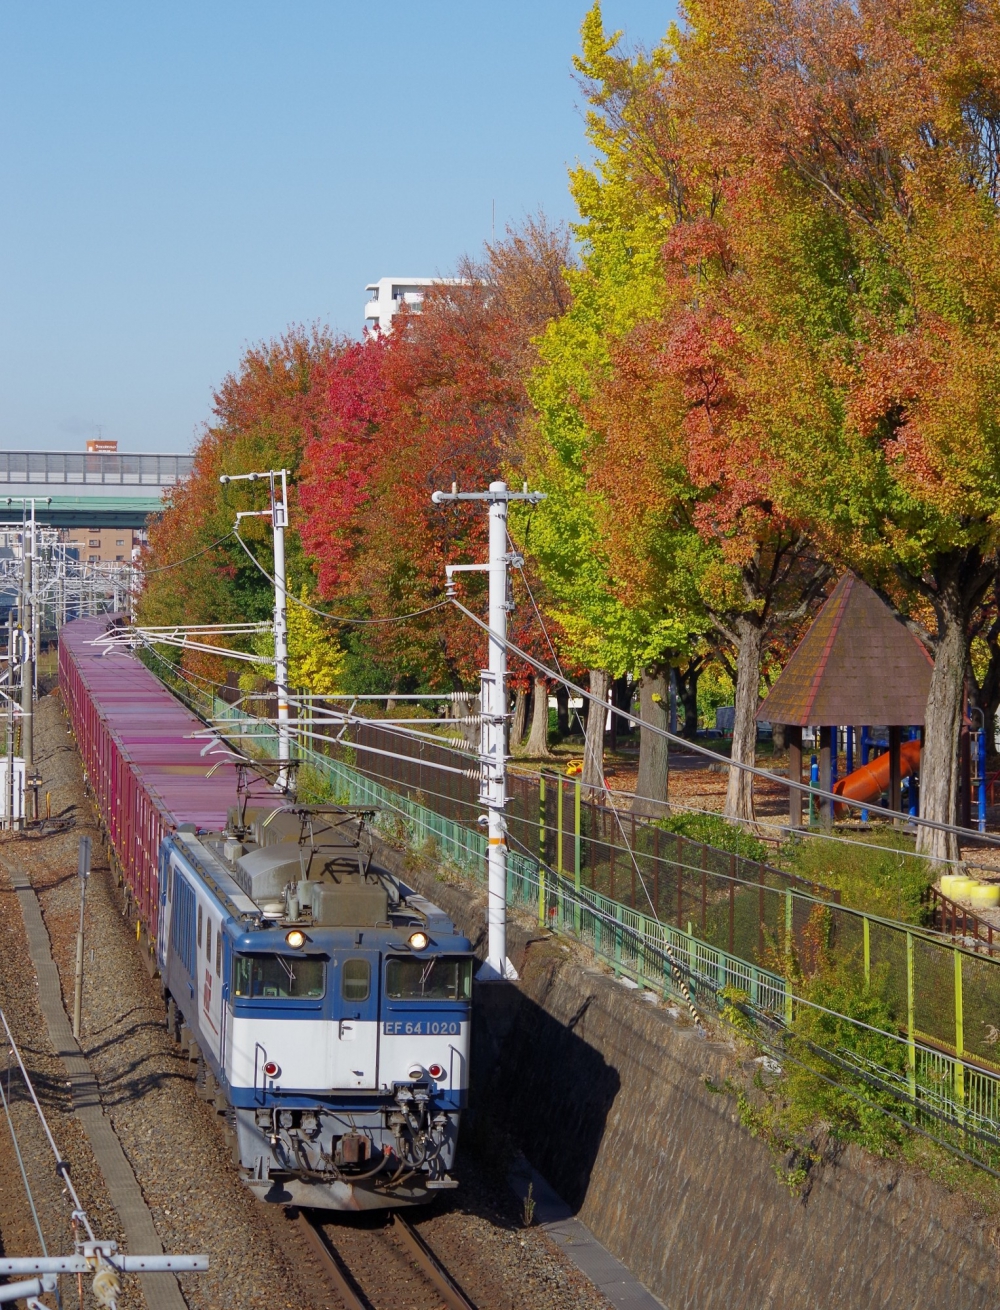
[
  {"left": 503, "top": 556, "right": 704, "bottom": 1026},
  {"left": 0, "top": 1051, "right": 48, "bottom": 1256},
  {"left": 136, "top": 532, "right": 236, "bottom": 574},
  {"left": 449, "top": 594, "right": 1000, "bottom": 850},
  {"left": 0, "top": 1009, "right": 97, "bottom": 1242},
  {"left": 138, "top": 541, "right": 983, "bottom": 871},
  {"left": 503, "top": 824, "right": 1000, "bottom": 1173},
  {"left": 232, "top": 529, "right": 450, "bottom": 626},
  {"left": 507, "top": 758, "right": 974, "bottom": 871}
]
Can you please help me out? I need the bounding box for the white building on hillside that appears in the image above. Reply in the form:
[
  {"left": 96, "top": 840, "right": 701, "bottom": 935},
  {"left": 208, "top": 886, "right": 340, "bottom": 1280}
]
[{"left": 363, "top": 277, "right": 465, "bottom": 334}]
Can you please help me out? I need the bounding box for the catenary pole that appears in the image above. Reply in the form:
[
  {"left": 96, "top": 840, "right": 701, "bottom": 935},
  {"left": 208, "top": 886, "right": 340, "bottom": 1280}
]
[
  {"left": 20, "top": 511, "right": 33, "bottom": 814},
  {"left": 271, "top": 470, "right": 290, "bottom": 785},
  {"left": 432, "top": 480, "right": 544, "bottom": 980},
  {"left": 219, "top": 469, "right": 292, "bottom": 788}
]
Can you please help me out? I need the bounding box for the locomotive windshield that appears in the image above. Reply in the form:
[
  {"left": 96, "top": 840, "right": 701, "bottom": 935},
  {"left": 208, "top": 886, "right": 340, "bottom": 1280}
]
[
  {"left": 233, "top": 954, "right": 325, "bottom": 1000},
  {"left": 385, "top": 956, "right": 472, "bottom": 1001}
]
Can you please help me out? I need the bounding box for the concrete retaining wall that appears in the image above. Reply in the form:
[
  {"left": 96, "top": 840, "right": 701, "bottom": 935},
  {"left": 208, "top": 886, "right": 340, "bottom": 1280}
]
[{"left": 381, "top": 843, "right": 998, "bottom": 1309}]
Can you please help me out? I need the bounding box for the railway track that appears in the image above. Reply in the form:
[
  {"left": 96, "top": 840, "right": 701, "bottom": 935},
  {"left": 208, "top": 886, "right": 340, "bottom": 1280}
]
[{"left": 293, "top": 1208, "right": 478, "bottom": 1310}]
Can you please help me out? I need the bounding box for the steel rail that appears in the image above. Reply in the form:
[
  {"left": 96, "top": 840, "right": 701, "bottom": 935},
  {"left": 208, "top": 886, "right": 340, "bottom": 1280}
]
[
  {"left": 390, "top": 1214, "right": 477, "bottom": 1310},
  {"left": 293, "top": 1211, "right": 366, "bottom": 1310},
  {"left": 295, "top": 1210, "right": 477, "bottom": 1310}
]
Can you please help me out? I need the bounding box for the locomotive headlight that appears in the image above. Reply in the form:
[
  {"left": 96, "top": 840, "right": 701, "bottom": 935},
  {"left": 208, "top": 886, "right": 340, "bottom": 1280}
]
[
  {"left": 408, "top": 931, "right": 429, "bottom": 951},
  {"left": 285, "top": 929, "right": 306, "bottom": 948}
]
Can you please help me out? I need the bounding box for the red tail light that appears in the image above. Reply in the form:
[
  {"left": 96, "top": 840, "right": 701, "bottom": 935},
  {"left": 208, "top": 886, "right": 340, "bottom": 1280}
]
[{"left": 262, "top": 1060, "right": 280, "bottom": 1078}]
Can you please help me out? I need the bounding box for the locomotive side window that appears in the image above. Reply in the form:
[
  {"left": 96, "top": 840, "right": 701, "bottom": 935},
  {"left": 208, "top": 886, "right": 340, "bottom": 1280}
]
[
  {"left": 215, "top": 931, "right": 222, "bottom": 977},
  {"left": 385, "top": 956, "right": 472, "bottom": 1001},
  {"left": 233, "top": 953, "right": 325, "bottom": 1000},
  {"left": 169, "top": 875, "right": 196, "bottom": 978},
  {"left": 206, "top": 922, "right": 212, "bottom": 963},
  {"left": 342, "top": 959, "right": 371, "bottom": 1001},
  {"left": 197, "top": 904, "right": 203, "bottom": 949}
]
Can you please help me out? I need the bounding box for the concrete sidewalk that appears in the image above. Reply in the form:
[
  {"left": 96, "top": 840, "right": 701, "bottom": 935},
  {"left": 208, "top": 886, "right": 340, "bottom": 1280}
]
[{"left": 509, "top": 1157, "right": 668, "bottom": 1310}]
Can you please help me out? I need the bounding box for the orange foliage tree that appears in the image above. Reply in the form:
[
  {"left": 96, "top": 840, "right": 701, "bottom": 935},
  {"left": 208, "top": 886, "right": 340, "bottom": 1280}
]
[
  {"left": 139, "top": 326, "right": 342, "bottom": 688},
  {"left": 299, "top": 220, "right": 573, "bottom": 694}
]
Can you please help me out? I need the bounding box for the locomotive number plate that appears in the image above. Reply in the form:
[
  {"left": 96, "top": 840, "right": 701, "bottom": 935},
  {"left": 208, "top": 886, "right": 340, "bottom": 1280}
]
[{"left": 383, "top": 1020, "right": 461, "bottom": 1036}]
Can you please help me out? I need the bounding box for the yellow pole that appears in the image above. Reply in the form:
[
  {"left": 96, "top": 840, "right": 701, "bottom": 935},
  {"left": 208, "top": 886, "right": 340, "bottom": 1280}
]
[{"left": 954, "top": 947, "right": 965, "bottom": 1118}]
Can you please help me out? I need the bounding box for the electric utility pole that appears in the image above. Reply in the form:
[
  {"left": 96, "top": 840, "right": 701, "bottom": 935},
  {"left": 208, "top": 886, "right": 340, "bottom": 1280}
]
[
  {"left": 432, "top": 480, "right": 544, "bottom": 981},
  {"left": 220, "top": 469, "right": 291, "bottom": 786},
  {"left": 20, "top": 507, "right": 34, "bottom": 808}
]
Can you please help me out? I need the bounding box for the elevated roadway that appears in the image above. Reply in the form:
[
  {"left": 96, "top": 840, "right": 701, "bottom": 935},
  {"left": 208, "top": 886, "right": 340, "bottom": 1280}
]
[{"left": 0, "top": 450, "right": 192, "bottom": 527}]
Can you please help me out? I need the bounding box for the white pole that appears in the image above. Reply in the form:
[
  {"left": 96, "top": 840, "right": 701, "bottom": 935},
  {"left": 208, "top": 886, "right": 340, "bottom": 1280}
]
[
  {"left": 271, "top": 471, "right": 291, "bottom": 786},
  {"left": 484, "top": 480, "right": 509, "bottom": 978},
  {"left": 432, "top": 479, "right": 543, "bottom": 981}
]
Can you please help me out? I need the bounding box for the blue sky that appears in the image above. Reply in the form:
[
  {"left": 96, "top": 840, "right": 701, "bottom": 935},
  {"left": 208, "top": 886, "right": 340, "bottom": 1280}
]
[{"left": 0, "top": 2, "right": 675, "bottom": 453}]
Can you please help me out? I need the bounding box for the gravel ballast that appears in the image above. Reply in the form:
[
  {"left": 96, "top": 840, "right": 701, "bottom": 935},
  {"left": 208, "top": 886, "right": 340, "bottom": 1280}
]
[{"left": 0, "top": 683, "right": 614, "bottom": 1310}]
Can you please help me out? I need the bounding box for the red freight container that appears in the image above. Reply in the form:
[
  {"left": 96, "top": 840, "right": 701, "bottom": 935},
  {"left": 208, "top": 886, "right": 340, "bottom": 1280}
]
[{"left": 59, "top": 617, "right": 237, "bottom": 936}]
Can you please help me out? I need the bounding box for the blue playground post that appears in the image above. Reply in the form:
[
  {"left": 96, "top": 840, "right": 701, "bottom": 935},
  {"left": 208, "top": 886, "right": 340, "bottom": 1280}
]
[
  {"left": 846, "top": 725, "right": 854, "bottom": 776},
  {"left": 809, "top": 754, "right": 818, "bottom": 826},
  {"left": 908, "top": 726, "right": 919, "bottom": 817},
  {"left": 831, "top": 727, "right": 838, "bottom": 790},
  {"left": 979, "top": 725, "right": 987, "bottom": 834}
]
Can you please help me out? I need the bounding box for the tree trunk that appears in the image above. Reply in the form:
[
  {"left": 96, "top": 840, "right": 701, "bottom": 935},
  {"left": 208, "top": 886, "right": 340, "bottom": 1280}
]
[
  {"left": 525, "top": 676, "right": 552, "bottom": 758},
  {"left": 555, "top": 685, "right": 569, "bottom": 739},
  {"left": 608, "top": 675, "right": 632, "bottom": 750},
  {"left": 916, "top": 607, "right": 966, "bottom": 864},
  {"left": 772, "top": 721, "right": 786, "bottom": 752},
  {"left": 633, "top": 665, "right": 669, "bottom": 817},
  {"left": 582, "top": 668, "right": 611, "bottom": 795},
  {"left": 509, "top": 687, "right": 528, "bottom": 753},
  {"left": 724, "top": 617, "right": 764, "bottom": 824},
  {"left": 676, "top": 660, "right": 700, "bottom": 739}
]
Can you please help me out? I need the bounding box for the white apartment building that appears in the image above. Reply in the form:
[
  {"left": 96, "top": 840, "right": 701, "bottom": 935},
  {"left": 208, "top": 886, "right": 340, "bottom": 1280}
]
[{"left": 363, "top": 277, "right": 465, "bottom": 333}]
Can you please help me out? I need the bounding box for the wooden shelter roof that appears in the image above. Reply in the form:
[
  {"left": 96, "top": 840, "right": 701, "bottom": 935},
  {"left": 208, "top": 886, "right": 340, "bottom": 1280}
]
[{"left": 756, "top": 573, "right": 933, "bottom": 727}]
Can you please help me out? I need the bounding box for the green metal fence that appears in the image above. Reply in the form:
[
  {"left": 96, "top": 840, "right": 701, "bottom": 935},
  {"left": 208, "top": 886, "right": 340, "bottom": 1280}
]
[{"left": 199, "top": 695, "right": 1000, "bottom": 1153}]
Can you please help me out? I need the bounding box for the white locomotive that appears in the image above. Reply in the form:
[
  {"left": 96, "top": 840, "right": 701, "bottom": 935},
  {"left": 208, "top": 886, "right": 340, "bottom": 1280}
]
[{"left": 158, "top": 804, "right": 472, "bottom": 1211}]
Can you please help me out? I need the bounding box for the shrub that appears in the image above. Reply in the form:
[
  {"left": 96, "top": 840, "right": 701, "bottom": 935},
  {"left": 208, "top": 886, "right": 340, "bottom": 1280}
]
[
  {"left": 656, "top": 811, "right": 768, "bottom": 862},
  {"left": 781, "top": 958, "right": 908, "bottom": 1157},
  {"left": 779, "top": 827, "right": 933, "bottom": 924}
]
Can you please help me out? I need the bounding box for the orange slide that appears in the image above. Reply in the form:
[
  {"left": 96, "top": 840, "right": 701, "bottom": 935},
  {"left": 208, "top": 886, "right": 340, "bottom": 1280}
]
[{"left": 833, "top": 739, "right": 921, "bottom": 818}]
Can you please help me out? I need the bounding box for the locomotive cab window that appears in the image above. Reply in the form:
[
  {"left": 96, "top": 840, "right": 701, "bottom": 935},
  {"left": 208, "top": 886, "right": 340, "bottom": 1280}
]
[
  {"left": 341, "top": 958, "right": 371, "bottom": 1002},
  {"left": 215, "top": 931, "right": 222, "bottom": 977},
  {"left": 206, "top": 923, "right": 212, "bottom": 963},
  {"left": 197, "top": 904, "right": 203, "bottom": 948},
  {"left": 385, "top": 956, "right": 472, "bottom": 1001},
  {"left": 233, "top": 954, "right": 325, "bottom": 1000}
]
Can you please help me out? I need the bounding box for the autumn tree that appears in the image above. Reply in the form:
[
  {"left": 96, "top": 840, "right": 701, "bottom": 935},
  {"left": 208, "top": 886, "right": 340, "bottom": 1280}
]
[
  {"left": 299, "top": 219, "right": 574, "bottom": 694},
  {"left": 665, "top": 0, "right": 1000, "bottom": 858},
  {"left": 520, "top": 15, "right": 712, "bottom": 805},
  {"left": 140, "top": 326, "right": 344, "bottom": 689},
  {"left": 531, "top": 7, "right": 829, "bottom": 820}
]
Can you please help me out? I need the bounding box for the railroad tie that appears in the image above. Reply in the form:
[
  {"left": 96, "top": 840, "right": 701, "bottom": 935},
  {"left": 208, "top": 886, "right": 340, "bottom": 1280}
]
[{"left": 9, "top": 867, "right": 188, "bottom": 1310}]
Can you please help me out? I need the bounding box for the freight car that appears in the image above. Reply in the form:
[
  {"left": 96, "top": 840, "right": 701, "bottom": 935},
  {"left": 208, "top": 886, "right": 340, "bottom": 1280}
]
[{"left": 59, "top": 617, "right": 472, "bottom": 1210}]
